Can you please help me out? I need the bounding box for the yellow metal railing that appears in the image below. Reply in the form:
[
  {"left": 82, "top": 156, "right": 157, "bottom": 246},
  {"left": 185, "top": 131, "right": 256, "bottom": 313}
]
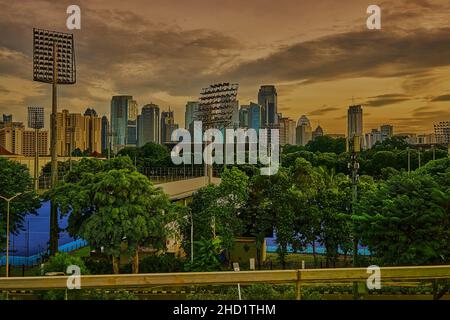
[{"left": 0, "top": 265, "right": 449, "bottom": 300}]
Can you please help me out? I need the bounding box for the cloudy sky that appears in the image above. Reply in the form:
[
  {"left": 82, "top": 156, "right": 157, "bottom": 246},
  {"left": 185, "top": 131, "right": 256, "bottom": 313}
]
[{"left": 1, "top": 0, "right": 450, "bottom": 134}]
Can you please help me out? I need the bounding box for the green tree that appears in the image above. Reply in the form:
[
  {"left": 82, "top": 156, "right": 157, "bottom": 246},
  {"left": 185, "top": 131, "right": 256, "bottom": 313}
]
[
  {"left": 183, "top": 167, "right": 249, "bottom": 265},
  {"left": 47, "top": 157, "right": 176, "bottom": 273},
  {"left": 0, "top": 158, "right": 40, "bottom": 248},
  {"left": 355, "top": 172, "right": 449, "bottom": 266},
  {"left": 305, "top": 136, "right": 346, "bottom": 154}
]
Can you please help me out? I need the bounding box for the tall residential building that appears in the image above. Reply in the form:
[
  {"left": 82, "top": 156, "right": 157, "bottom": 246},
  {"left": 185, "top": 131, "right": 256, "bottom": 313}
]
[
  {"left": 101, "top": 115, "right": 109, "bottom": 153},
  {"left": 364, "top": 129, "right": 383, "bottom": 149},
  {"left": 279, "top": 117, "right": 296, "bottom": 145},
  {"left": 185, "top": 101, "right": 199, "bottom": 132},
  {"left": 138, "top": 103, "right": 160, "bottom": 147},
  {"left": 258, "top": 85, "right": 278, "bottom": 127},
  {"left": 22, "top": 130, "right": 48, "bottom": 156},
  {"left": 380, "top": 124, "right": 394, "bottom": 140},
  {"left": 56, "top": 109, "right": 102, "bottom": 156},
  {"left": 312, "top": 125, "right": 324, "bottom": 140},
  {"left": 417, "top": 133, "right": 437, "bottom": 145},
  {"left": 84, "top": 108, "right": 102, "bottom": 154},
  {"left": 296, "top": 115, "right": 312, "bottom": 146},
  {"left": 0, "top": 119, "right": 48, "bottom": 156},
  {"left": 347, "top": 105, "right": 363, "bottom": 139},
  {"left": 110, "top": 95, "right": 133, "bottom": 152},
  {"left": 434, "top": 121, "right": 450, "bottom": 144},
  {"left": 161, "top": 109, "right": 178, "bottom": 144},
  {"left": 0, "top": 121, "right": 24, "bottom": 154}
]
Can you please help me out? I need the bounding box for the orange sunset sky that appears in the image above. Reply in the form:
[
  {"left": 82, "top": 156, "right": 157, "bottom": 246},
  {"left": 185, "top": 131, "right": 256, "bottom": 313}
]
[{"left": 1, "top": 0, "right": 450, "bottom": 134}]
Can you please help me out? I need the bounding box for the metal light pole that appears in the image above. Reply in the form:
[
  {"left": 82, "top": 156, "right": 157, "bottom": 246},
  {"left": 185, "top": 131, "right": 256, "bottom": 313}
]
[
  {"left": 33, "top": 28, "right": 76, "bottom": 256},
  {"left": 0, "top": 193, "right": 24, "bottom": 277},
  {"left": 348, "top": 135, "right": 360, "bottom": 300},
  {"left": 407, "top": 147, "right": 411, "bottom": 173}
]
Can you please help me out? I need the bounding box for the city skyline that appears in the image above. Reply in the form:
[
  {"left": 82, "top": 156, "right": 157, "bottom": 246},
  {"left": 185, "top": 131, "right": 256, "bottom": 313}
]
[{"left": 1, "top": 0, "right": 450, "bottom": 134}]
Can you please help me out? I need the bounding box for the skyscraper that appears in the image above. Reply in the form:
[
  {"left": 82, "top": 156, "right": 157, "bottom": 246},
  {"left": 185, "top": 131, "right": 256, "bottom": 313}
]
[
  {"left": 127, "top": 99, "right": 138, "bottom": 146},
  {"left": 258, "top": 85, "right": 278, "bottom": 127},
  {"left": 56, "top": 109, "right": 102, "bottom": 156},
  {"left": 138, "top": 103, "right": 160, "bottom": 146},
  {"left": 0, "top": 121, "right": 24, "bottom": 154},
  {"left": 101, "top": 115, "right": 109, "bottom": 153},
  {"left": 347, "top": 105, "right": 363, "bottom": 139},
  {"left": 185, "top": 101, "right": 199, "bottom": 132},
  {"left": 312, "top": 125, "right": 324, "bottom": 140},
  {"left": 239, "top": 105, "right": 249, "bottom": 128},
  {"left": 296, "top": 115, "right": 312, "bottom": 146},
  {"left": 84, "top": 108, "right": 102, "bottom": 154},
  {"left": 2, "top": 114, "right": 12, "bottom": 123},
  {"left": 110, "top": 95, "right": 133, "bottom": 152},
  {"left": 248, "top": 102, "right": 261, "bottom": 131},
  {"left": 22, "top": 130, "right": 48, "bottom": 156},
  {"left": 161, "top": 109, "right": 178, "bottom": 144},
  {"left": 380, "top": 124, "right": 393, "bottom": 140}
]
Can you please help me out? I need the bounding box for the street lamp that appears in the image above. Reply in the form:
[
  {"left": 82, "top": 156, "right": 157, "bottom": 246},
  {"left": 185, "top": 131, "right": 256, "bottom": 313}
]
[{"left": 0, "top": 193, "right": 25, "bottom": 277}]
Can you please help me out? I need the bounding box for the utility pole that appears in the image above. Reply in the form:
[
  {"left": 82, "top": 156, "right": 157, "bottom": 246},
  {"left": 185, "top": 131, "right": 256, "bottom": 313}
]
[
  {"left": 348, "top": 135, "right": 360, "bottom": 299},
  {"left": 34, "top": 126, "right": 39, "bottom": 191},
  {"left": 407, "top": 147, "right": 411, "bottom": 173},
  {"left": 418, "top": 148, "right": 421, "bottom": 169}
]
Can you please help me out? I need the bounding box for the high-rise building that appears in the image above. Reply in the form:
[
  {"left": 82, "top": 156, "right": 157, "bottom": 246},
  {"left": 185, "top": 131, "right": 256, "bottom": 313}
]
[
  {"left": 380, "top": 124, "right": 393, "bottom": 140},
  {"left": 296, "top": 115, "right": 312, "bottom": 146},
  {"left": 56, "top": 109, "right": 102, "bottom": 156},
  {"left": 22, "top": 130, "right": 48, "bottom": 156},
  {"left": 347, "top": 105, "right": 363, "bottom": 139},
  {"left": 2, "top": 114, "right": 12, "bottom": 123},
  {"left": 258, "top": 85, "right": 278, "bottom": 127},
  {"left": 101, "top": 115, "right": 109, "bottom": 153},
  {"left": 138, "top": 103, "right": 160, "bottom": 146},
  {"left": 110, "top": 95, "right": 133, "bottom": 152},
  {"left": 0, "top": 118, "right": 48, "bottom": 156},
  {"left": 239, "top": 105, "right": 250, "bottom": 128},
  {"left": 185, "top": 101, "right": 198, "bottom": 132},
  {"left": 127, "top": 99, "right": 138, "bottom": 146},
  {"left": 83, "top": 108, "right": 102, "bottom": 154},
  {"left": 0, "top": 121, "right": 24, "bottom": 154},
  {"left": 279, "top": 117, "right": 295, "bottom": 145},
  {"left": 434, "top": 121, "right": 450, "bottom": 144},
  {"left": 248, "top": 102, "right": 261, "bottom": 131},
  {"left": 417, "top": 133, "right": 437, "bottom": 145},
  {"left": 161, "top": 109, "right": 178, "bottom": 144},
  {"left": 312, "top": 125, "right": 324, "bottom": 140},
  {"left": 365, "top": 129, "right": 383, "bottom": 149}
]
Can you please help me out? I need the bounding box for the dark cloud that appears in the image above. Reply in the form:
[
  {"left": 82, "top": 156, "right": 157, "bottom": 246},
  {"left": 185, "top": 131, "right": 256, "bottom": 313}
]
[
  {"left": 308, "top": 106, "right": 339, "bottom": 116},
  {"left": 430, "top": 94, "right": 450, "bottom": 102},
  {"left": 363, "top": 93, "right": 410, "bottom": 107},
  {"left": 226, "top": 27, "right": 450, "bottom": 87}
]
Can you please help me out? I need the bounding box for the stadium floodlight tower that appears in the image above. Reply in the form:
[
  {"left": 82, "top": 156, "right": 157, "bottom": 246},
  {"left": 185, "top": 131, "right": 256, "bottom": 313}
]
[
  {"left": 33, "top": 28, "right": 76, "bottom": 255},
  {"left": 196, "top": 82, "right": 239, "bottom": 183},
  {"left": 28, "top": 106, "right": 45, "bottom": 191}
]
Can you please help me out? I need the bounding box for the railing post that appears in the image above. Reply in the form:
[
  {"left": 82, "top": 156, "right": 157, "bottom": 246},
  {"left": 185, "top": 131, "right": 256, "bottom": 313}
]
[{"left": 296, "top": 270, "right": 302, "bottom": 300}]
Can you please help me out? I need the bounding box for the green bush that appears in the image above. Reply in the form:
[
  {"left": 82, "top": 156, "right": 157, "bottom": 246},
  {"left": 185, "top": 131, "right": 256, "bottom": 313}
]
[
  {"left": 43, "top": 252, "right": 89, "bottom": 275},
  {"left": 140, "top": 254, "right": 184, "bottom": 273},
  {"left": 82, "top": 255, "right": 113, "bottom": 274}
]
